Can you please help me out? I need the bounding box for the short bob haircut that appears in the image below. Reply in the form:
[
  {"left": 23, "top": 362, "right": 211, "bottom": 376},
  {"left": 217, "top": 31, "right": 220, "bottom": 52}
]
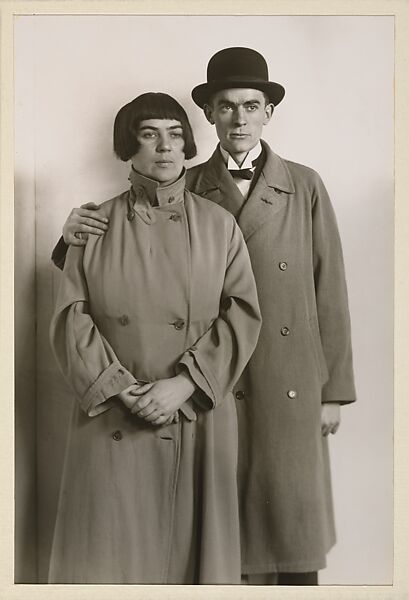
[{"left": 113, "top": 92, "right": 197, "bottom": 161}]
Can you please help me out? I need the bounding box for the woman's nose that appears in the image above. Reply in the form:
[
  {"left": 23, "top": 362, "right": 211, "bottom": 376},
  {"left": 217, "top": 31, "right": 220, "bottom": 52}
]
[{"left": 157, "top": 135, "right": 171, "bottom": 151}]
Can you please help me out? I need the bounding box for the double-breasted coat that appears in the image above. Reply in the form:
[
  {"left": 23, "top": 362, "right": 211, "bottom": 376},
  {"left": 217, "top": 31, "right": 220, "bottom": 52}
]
[
  {"left": 186, "top": 142, "right": 356, "bottom": 574},
  {"left": 49, "top": 170, "right": 261, "bottom": 584}
]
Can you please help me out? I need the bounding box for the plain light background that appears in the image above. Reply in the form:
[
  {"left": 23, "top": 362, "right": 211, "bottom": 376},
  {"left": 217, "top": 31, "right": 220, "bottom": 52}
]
[{"left": 14, "top": 14, "right": 393, "bottom": 585}]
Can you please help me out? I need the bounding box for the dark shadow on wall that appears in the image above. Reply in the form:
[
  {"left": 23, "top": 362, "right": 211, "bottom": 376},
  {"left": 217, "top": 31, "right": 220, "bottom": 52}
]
[
  {"left": 14, "top": 172, "right": 74, "bottom": 583},
  {"left": 15, "top": 172, "right": 38, "bottom": 583}
]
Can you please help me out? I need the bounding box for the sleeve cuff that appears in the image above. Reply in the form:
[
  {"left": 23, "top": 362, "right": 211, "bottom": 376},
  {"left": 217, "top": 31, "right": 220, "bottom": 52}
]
[
  {"left": 177, "top": 352, "right": 219, "bottom": 409},
  {"left": 178, "top": 399, "right": 197, "bottom": 422},
  {"left": 81, "top": 363, "right": 137, "bottom": 416},
  {"left": 321, "top": 398, "right": 356, "bottom": 406}
]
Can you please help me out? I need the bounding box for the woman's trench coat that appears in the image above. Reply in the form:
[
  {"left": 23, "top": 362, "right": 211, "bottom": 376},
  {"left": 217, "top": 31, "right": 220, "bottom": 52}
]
[
  {"left": 187, "top": 142, "right": 356, "bottom": 574},
  {"left": 48, "top": 170, "right": 261, "bottom": 584}
]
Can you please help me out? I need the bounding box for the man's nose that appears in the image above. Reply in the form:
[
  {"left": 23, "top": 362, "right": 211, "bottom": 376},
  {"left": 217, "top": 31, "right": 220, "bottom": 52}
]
[{"left": 233, "top": 106, "right": 246, "bottom": 126}]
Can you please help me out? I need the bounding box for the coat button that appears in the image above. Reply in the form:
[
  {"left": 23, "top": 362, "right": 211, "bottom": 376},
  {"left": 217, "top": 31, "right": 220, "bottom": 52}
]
[
  {"left": 235, "top": 390, "right": 245, "bottom": 400},
  {"left": 173, "top": 319, "right": 185, "bottom": 330},
  {"left": 281, "top": 326, "right": 290, "bottom": 336},
  {"left": 279, "top": 261, "right": 287, "bottom": 271},
  {"left": 287, "top": 390, "right": 297, "bottom": 399},
  {"left": 169, "top": 213, "right": 181, "bottom": 222},
  {"left": 119, "top": 315, "right": 130, "bottom": 326},
  {"left": 112, "top": 430, "right": 123, "bottom": 441},
  {"left": 168, "top": 195, "right": 175, "bottom": 203}
]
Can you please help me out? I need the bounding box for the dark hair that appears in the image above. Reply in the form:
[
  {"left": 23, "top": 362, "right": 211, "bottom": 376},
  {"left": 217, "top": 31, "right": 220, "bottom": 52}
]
[{"left": 113, "top": 92, "right": 197, "bottom": 161}]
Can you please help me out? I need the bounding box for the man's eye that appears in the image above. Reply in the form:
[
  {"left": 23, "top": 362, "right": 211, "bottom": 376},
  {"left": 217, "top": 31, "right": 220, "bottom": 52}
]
[
  {"left": 247, "top": 105, "right": 258, "bottom": 111},
  {"left": 221, "top": 105, "right": 233, "bottom": 111}
]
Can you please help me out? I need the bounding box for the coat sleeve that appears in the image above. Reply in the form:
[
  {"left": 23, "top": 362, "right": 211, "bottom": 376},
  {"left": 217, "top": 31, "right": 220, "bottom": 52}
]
[
  {"left": 51, "top": 236, "right": 69, "bottom": 270},
  {"left": 49, "top": 244, "right": 138, "bottom": 416},
  {"left": 177, "top": 218, "right": 262, "bottom": 409},
  {"left": 311, "top": 172, "right": 356, "bottom": 405}
]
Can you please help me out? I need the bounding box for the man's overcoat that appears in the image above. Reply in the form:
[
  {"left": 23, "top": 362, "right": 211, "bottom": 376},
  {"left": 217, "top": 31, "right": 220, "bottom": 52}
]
[
  {"left": 48, "top": 172, "right": 261, "bottom": 583},
  {"left": 186, "top": 142, "right": 356, "bottom": 574}
]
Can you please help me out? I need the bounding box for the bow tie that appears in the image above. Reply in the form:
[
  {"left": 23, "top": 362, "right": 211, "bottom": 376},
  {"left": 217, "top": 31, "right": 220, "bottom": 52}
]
[
  {"left": 228, "top": 155, "right": 260, "bottom": 180},
  {"left": 229, "top": 167, "right": 254, "bottom": 180}
]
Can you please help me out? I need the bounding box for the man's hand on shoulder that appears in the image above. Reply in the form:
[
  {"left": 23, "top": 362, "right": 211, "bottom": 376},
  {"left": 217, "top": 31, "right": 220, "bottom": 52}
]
[
  {"left": 321, "top": 402, "right": 341, "bottom": 436},
  {"left": 62, "top": 202, "right": 109, "bottom": 246}
]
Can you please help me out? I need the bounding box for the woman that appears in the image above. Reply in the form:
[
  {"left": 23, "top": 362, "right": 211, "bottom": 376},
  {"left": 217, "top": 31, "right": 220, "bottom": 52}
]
[{"left": 49, "top": 92, "right": 261, "bottom": 584}]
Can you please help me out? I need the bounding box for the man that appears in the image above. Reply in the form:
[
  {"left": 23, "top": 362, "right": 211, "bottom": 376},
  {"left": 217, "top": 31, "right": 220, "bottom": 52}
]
[{"left": 52, "top": 47, "right": 356, "bottom": 585}]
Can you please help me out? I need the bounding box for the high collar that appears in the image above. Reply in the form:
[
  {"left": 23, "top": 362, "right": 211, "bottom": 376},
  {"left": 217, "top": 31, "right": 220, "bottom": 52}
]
[
  {"left": 128, "top": 167, "right": 186, "bottom": 208},
  {"left": 192, "top": 140, "right": 295, "bottom": 197},
  {"left": 219, "top": 141, "right": 263, "bottom": 170}
]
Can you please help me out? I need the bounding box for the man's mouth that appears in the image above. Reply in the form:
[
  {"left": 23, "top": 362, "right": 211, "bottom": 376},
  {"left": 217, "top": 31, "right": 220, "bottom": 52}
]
[{"left": 230, "top": 133, "right": 250, "bottom": 139}]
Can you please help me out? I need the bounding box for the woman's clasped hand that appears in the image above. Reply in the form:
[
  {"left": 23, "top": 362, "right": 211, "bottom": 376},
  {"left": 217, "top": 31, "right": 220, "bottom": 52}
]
[{"left": 117, "top": 372, "right": 196, "bottom": 426}]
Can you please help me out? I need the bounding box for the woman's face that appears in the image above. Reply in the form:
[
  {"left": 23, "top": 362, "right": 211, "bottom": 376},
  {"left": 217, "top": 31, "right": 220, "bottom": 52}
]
[{"left": 131, "top": 119, "right": 185, "bottom": 185}]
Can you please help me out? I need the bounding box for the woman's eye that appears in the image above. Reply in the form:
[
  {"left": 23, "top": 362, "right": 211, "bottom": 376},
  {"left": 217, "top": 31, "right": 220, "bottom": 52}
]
[
  {"left": 141, "top": 131, "right": 157, "bottom": 139},
  {"left": 171, "top": 132, "right": 183, "bottom": 138}
]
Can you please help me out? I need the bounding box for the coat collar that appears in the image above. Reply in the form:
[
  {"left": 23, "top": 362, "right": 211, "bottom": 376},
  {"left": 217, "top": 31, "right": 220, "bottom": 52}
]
[
  {"left": 258, "top": 141, "right": 295, "bottom": 194},
  {"left": 128, "top": 167, "right": 185, "bottom": 208},
  {"left": 191, "top": 146, "right": 247, "bottom": 218},
  {"left": 192, "top": 141, "right": 295, "bottom": 240},
  {"left": 127, "top": 168, "right": 185, "bottom": 225}
]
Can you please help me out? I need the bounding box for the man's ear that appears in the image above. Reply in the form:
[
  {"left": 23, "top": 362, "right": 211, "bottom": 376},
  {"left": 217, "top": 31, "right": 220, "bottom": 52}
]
[
  {"left": 263, "top": 103, "right": 274, "bottom": 126},
  {"left": 204, "top": 104, "right": 215, "bottom": 125}
]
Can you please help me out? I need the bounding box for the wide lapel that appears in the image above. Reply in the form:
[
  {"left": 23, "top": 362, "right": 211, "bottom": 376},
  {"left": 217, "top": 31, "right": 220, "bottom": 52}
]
[
  {"left": 238, "top": 143, "right": 295, "bottom": 241},
  {"left": 192, "top": 147, "right": 248, "bottom": 218}
]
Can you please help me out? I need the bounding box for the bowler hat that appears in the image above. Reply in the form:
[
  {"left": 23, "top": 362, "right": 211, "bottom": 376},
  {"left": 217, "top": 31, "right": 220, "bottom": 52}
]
[{"left": 191, "top": 47, "right": 285, "bottom": 108}]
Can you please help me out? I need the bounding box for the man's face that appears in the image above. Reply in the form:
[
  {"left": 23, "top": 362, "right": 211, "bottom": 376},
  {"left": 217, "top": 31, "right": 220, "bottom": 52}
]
[{"left": 204, "top": 88, "right": 273, "bottom": 162}]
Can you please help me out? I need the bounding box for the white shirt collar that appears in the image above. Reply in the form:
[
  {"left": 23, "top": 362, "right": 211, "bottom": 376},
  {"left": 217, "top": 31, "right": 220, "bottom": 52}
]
[{"left": 220, "top": 141, "right": 263, "bottom": 170}]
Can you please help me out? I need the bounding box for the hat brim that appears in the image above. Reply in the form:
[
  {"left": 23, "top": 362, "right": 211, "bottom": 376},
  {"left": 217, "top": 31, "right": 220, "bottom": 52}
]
[{"left": 191, "top": 79, "right": 285, "bottom": 108}]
